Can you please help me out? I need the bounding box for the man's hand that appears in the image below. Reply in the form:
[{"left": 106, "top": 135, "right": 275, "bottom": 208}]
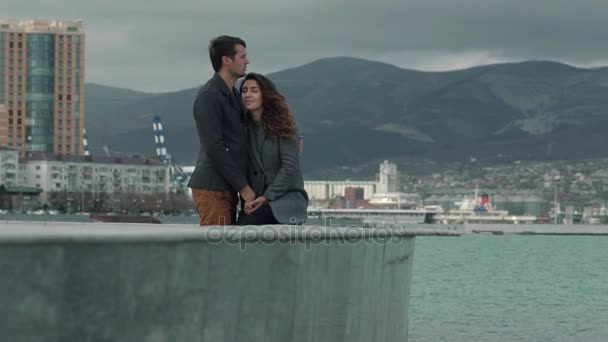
[
  {"left": 245, "top": 196, "right": 268, "bottom": 215},
  {"left": 239, "top": 185, "right": 256, "bottom": 203}
]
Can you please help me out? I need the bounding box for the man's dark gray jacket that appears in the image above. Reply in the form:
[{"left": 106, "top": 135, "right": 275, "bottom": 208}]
[{"left": 188, "top": 73, "right": 248, "bottom": 192}]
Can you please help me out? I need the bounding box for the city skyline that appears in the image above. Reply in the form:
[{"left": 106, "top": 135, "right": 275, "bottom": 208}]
[{"left": 2, "top": 0, "right": 608, "bottom": 91}]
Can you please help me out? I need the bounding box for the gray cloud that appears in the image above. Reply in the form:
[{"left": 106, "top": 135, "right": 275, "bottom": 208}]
[{"left": 4, "top": 0, "right": 608, "bottom": 91}]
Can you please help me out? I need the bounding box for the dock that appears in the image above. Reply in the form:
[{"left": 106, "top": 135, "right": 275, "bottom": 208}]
[{"left": 464, "top": 223, "right": 608, "bottom": 235}]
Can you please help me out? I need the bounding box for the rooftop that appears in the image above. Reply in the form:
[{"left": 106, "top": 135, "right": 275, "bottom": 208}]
[
  {"left": 0, "top": 19, "right": 84, "bottom": 33},
  {"left": 22, "top": 153, "right": 166, "bottom": 167}
]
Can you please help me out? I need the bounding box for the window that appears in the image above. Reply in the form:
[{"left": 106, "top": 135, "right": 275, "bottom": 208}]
[{"left": 36, "top": 166, "right": 41, "bottom": 170}]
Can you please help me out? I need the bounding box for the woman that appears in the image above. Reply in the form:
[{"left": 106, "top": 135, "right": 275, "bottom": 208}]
[{"left": 236, "top": 73, "right": 308, "bottom": 225}]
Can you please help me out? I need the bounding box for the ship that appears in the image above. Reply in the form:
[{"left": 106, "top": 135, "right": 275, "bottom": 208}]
[
  {"left": 307, "top": 187, "right": 538, "bottom": 226},
  {"left": 433, "top": 188, "right": 537, "bottom": 224}
]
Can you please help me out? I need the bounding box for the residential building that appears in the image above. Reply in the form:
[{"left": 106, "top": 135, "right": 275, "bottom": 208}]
[
  {"left": 0, "top": 145, "right": 19, "bottom": 187},
  {"left": 0, "top": 104, "right": 7, "bottom": 143},
  {"left": 0, "top": 19, "right": 85, "bottom": 156},
  {"left": 21, "top": 154, "right": 170, "bottom": 200}
]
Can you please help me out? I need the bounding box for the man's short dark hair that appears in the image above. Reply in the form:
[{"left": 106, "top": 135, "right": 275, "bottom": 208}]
[{"left": 209, "top": 35, "right": 246, "bottom": 72}]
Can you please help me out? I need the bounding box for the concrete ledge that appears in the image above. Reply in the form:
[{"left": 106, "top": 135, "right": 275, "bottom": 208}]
[
  {"left": 0, "top": 222, "right": 432, "bottom": 342},
  {"left": 0, "top": 221, "right": 457, "bottom": 244}
]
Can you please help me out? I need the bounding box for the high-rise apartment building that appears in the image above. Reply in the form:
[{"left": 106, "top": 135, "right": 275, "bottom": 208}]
[{"left": 0, "top": 19, "right": 85, "bottom": 156}]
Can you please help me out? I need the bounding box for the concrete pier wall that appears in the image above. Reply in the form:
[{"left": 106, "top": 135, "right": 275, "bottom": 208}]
[{"left": 0, "top": 223, "right": 423, "bottom": 342}]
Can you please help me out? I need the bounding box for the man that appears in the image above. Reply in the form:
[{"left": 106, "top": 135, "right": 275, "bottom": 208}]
[{"left": 188, "top": 35, "right": 255, "bottom": 225}]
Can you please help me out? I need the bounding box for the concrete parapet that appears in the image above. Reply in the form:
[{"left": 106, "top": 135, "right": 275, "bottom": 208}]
[{"left": 0, "top": 222, "right": 450, "bottom": 342}]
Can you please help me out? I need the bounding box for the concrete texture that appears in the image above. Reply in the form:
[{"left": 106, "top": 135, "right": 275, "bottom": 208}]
[{"left": 0, "top": 222, "right": 441, "bottom": 342}]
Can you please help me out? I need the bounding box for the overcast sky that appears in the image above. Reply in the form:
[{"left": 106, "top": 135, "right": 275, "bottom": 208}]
[{"left": 4, "top": 0, "right": 608, "bottom": 91}]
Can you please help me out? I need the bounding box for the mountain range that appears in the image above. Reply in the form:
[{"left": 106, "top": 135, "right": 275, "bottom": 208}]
[{"left": 84, "top": 58, "right": 608, "bottom": 177}]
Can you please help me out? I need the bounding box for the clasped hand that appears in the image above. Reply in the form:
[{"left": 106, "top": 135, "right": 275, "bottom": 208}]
[{"left": 244, "top": 196, "right": 268, "bottom": 215}]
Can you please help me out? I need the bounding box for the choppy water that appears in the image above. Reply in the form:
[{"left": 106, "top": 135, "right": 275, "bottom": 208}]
[{"left": 409, "top": 235, "right": 608, "bottom": 342}]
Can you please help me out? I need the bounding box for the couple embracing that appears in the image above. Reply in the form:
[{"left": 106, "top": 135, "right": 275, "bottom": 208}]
[{"left": 188, "top": 35, "right": 308, "bottom": 226}]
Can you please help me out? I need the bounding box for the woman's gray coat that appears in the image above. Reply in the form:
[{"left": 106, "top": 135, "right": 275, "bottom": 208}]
[{"left": 246, "top": 120, "right": 308, "bottom": 224}]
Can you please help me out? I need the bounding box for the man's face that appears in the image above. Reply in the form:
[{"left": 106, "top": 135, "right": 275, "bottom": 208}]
[{"left": 225, "top": 44, "right": 249, "bottom": 78}]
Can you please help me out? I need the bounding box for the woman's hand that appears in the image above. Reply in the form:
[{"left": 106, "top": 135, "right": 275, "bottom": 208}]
[{"left": 244, "top": 196, "right": 268, "bottom": 214}]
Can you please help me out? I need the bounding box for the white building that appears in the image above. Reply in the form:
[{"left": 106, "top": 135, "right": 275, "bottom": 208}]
[
  {"left": 180, "top": 165, "right": 195, "bottom": 197},
  {"left": 304, "top": 181, "right": 377, "bottom": 201},
  {"left": 377, "top": 160, "right": 400, "bottom": 193},
  {"left": 305, "top": 160, "right": 401, "bottom": 201},
  {"left": 305, "top": 160, "right": 414, "bottom": 207},
  {"left": 0, "top": 146, "right": 19, "bottom": 187},
  {"left": 21, "top": 154, "right": 170, "bottom": 197},
  {"left": 368, "top": 192, "right": 421, "bottom": 209}
]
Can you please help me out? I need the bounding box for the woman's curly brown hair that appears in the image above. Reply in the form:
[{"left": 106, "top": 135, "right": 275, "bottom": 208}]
[{"left": 240, "top": 73, "right": 297, "bottom": 139}]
